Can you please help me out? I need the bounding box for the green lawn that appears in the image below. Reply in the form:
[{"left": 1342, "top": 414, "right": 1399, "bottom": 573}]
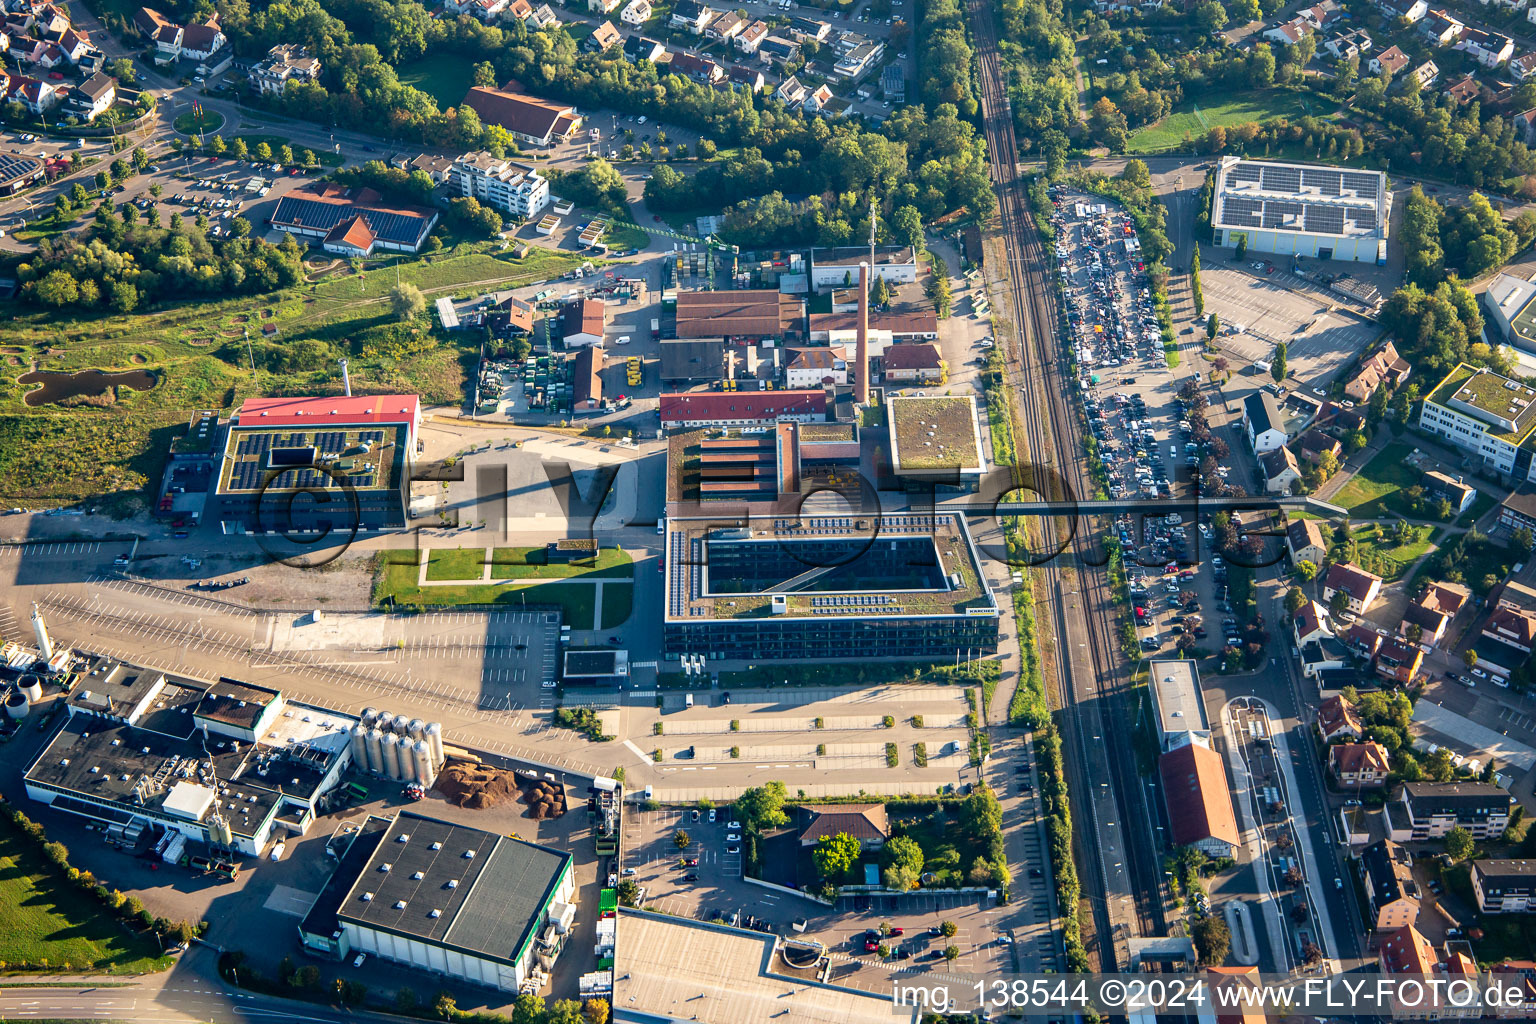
[
  {"left": 602, "top": 222, "right": 651, "bottom": 251},
  {"left": 425, "top": 547, "right": 489, "bottom": 581},
  {"left": 375, "top": 557, "right": 634, "bottom": 628},
  {"left": 1339, "top": 524, "right": 1436, "bottom": 583},
  {"left": 1127, "top": 90, "right": 1338, "bottom": 154},
  {"left": 173, "top": 110, "right": 224, "bottom": 135},
  {"left": 1330, "top": 441, "right": 1422, "bottom": 518},
  {"left": 397, "top": 59, "right": 475, "bottom": 110},
  {"left": 0, "top": 823, "right": 170, "bottom": 973},
  {"left": 0, "top": 245, "right": 590, "bottom": 506},
  {"left": 490, "top": 545, "right": 635, "bottom": 578}
]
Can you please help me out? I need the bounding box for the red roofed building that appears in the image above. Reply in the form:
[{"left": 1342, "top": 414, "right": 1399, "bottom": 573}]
[
  {"left": 1375, "top": 635, "right": 1424, "bottom": 684},
  {"left": 461, "top": 86, "right": 581, "bottom": 147},
  {"left": 797, "top": 803, "right": 888, "bottom": 850},
  {"left": 1318, "top": 695, "right": 1363, "bottom": 742},
  {"left": 1378, "top": 924, "right": 1437, "bottom": 975},
  {"left": 1330, "top": 740, "right": 1391, "bottom": 787},
  {"left": 659, "top": 390, "right": 826, "bottom": 428},
  {"left": 1343, "top": 623, "right": 1384, "bottom": 660},
  {"left": 1324, "top": 561, "right": 1383, "bottom": 614},
  {"left": 559, "top": 298, "right": 606, "bottom": 347},
  {"left": 1483, "top": 606, "right": 1536, "bottom": 655},
  {"left": 235, "top": 395, "right": 421, "bottom": 432},
  {"left": 323, "top": 214, "right": 377, "bottom": 258},
  {"left": 881, "top": 343, "right": 944, "bottom": 384},
  {"left": 1158, "top": 741, "right": 1240, "bottom": 858}
]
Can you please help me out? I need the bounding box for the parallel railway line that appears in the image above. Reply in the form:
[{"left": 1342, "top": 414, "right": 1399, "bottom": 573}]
[{"left": 965, "top": 0, "right": 1167, "bottom": 965}]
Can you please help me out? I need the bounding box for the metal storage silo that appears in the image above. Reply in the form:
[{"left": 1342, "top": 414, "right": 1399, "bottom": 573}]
[
  {"left": 360, "top": 707, "right": 382, "bottom": 731},
  {"left": 413, "top": 740, "right": 436, "bottom": 788},
  {"left": 408, "top": 719, "right": 426, "bottom": 742},
  {"left": 364, "top": 728, "right": 385, "bottom": 774},
  {"left": 19, "top": 676, "right": 43, "bottom": 703},
  {"left": 6, "top": 689, "right": 30, "bottom": 719},
  {"left": 391, "top": 714, "right": 411, "bottom": 736},
  {"left": 382, "top": 732, "right": 403, "bottom": 780},
  {"left": 426, "top": 722, "right": 444, "bottom": 765},
  {"left": 348, "top": 723, "right": 368, "bottom": 766}
]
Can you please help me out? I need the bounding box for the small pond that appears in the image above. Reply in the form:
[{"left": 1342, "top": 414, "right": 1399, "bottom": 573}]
[{"left": 18, "top": 368, "right": 160, "bottom": 407}]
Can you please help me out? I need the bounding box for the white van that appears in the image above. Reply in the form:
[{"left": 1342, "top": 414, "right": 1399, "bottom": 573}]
[{"left": 685, "top": 693, "right": 695, "bottom": 708}]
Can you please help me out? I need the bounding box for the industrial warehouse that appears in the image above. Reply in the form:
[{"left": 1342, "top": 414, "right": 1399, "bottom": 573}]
[
  {"left": 299, "top": 811, "right": 575, "bottom": 995},
  {"left": 1210, "top": 157, "right": 1390, "bottom": 264},
  {"left": 21, "top": 649, "right": 446, "bottom": 860},
  {"left": 213, "top": 394, "right": 421, "bottom": 534},
  {"left": 661, "top": 513, "right": 1000, "bottom": 661}
]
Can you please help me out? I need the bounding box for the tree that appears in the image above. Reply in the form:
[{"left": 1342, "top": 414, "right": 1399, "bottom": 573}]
[
  {"left": 883, "top": 835, "right": 924, "bottom": 877},
  {"left": 1272, "top": 342, "right": 1287, "bottom": 383},
  {"left": 1296, "top": 560, "right": 1319, "bottom": 582},
  {"left": 230, "top": 137, "right": 248, "bottom": 161},
  {"left": 254, "top": 142, "right": 273, "bottom": 162},
  {"left": 940, "top": 920, "right": 958, "bottom": 938},
  {"left": 927, "top": 265, "right": 952, "bottom": 318},
  {"left": 1088, "top": 97, "right": 1129, "bottom": 152},
  {"left": 1463, "top": 649, "right": 1478, "bottom": 669},
  {"left": 474, "top": 61, "right": 497, "bottom": 88},
  {"left": 389, "top": 282, "right": 426, "bottom": 322},
  {"left": 943, "top": 945, "right": 960, "bottom": 961},
  {"left": 673, "top": 829, "right": 691, "bottom": 849},
  {"left": 279, "top": 145, "right": 294, "bottom": 165},
  {"left": 1191, "top": 242, "right": 1204, "bottom": 317},
  {"left": 615, "top": 879, "right": 640, "bottom": 906},
  {"left": 583, "top": 998, "right": 611, "bottom": 1024},
  {"left": 1329, "top": 592, "right": 1351, "bottom": 618},
  {"left": 1207, "top": 313, "right": 1220, "bottom": 340},
  {"left": 1284, "top": 587, "right": 1307, "bottom": 617},
  {"left": 1191, "top": 914, "right": 1232, "bottom": 966},
  {"left": 735, "top": 781, "right": 789, "bottom": 831},
  {"left": 1513, "top": 527, "right": 1534, "bottom": 558},
  {"left": 1317, "top": 449, "right": 1339, "bottom": 480},
  {"left": 893, "top": 205, "right": 925, "bottom": 254},
  {"left": 1234, "top": 234, "right": 1248, "bottom": 261},
  {"left": 33, "top": 270, "right": 79, "bottom": 307},
  {"left": 1445, "top": 826, "right": 1475, "bottom": 863},
  {"left": 811, "top": 831, "right": 863, "bottom": 880},
  {"left": 883, "top": 864, "right": 919, "bottom": 890}
]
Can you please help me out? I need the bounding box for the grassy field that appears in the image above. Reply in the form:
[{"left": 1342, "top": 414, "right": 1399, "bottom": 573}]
[
  {"left": 376, "top": 557, "right": 634, "bottom": 628},
  {"left": 0, "top": 824, "right": 170, "bottom": 973},
  {"left": 1339, "top": 524, "right": 1437, "bottom": 582},
  {"left": 1127, "top": 90, "right": 1338, "bottom": 154},
  {"left": 602, "top": 222, "right": 651, "bottom": 251},
  {"left": 420, "top": 546, "right": 635, "bottom": 581},
  {"left": 1330, "top": 441, "right": 1421, "bottom": 518},
  {"left": 173, "top": 110, "right": 224, "bottom": 135},
  {"left": 397, "top": 60, "right": 475, "bottom": 110},
  {"left": 0, "top": 245, "right": 590, "bottom": 507}
]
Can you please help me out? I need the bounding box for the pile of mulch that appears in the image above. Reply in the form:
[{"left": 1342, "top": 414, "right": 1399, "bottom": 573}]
[
  {"left": 519, "top": 779, "right": 567, "bottom": 819},
  {"left": 436, "top": 763, "right": 519, "bottom": 809}
]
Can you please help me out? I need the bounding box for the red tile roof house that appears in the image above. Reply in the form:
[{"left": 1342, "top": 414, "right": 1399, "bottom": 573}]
[
  {"left": 1330, "top": 741, "right": 1392, "bottom": 787},
  {"left": 1296, "top": 428, "right": 1343, "bottom": 465},
  {"left": 1399, "top": 580, "right": 1470, "bottom": 647},
  {"left": 1323, "top": 561, "right": 1383, "bottom": 615},
  {"left": 1317, "top": 694, "right": 1363, "bottom": 742},
  {"left": 797, "top": 803, "right": 888, "bottom": 851},
  {"left": 880, "top": 342, "right": 944, "bottom": 383}
]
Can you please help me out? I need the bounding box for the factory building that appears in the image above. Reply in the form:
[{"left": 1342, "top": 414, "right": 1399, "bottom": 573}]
[
  {"left": 213, "top": 394, "right": 420, "bottom": 535},
  {"left": 22, "top": 656, "right": 446, "bottom": 860},
  {"left": 1210, "top": 157, "right": 1390, "bottom": 264},
  {"left": 661, "top": 513, "right": 1000, "bottom": 662},
  {"left": 299, "top": 811, "right": 575, "bottom": 994}
]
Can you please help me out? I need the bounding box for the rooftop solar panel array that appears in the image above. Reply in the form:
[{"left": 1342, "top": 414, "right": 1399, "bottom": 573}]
[
  {"left": 270, "top": 196, "right": 432, "bottom": 247},
  {"left": 0, "top": 153, "right": 42, "bottom": 185},
  {"left": 1261, "top": 165, "right": 1302, "bottom": 192},
  {"left": 1346, "top": 207, "right": 1377, "bottom": 231},
  {"left": 1301, "top": 168, "right": 1342, "bottom": 195},
  {"left": 1263, "top": 201, "right": 1305, "bottom": 228},
  {"left": 1305, "top": 205, "right": 1346, "bottom": 235},
  {"left": 1342, "top": 171, "right": 1380, "bottom": 196},
  {"left": 1222, "top": 197, "right": 1264, "bottom": 227},
  {"left": 1228, "top": 162, "right": 1264, "bottom": 184}
]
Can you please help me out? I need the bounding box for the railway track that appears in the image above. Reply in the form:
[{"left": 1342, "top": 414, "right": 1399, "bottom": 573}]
[{"left": 965, "top": 0, "right": 1167, "bottom": 965}]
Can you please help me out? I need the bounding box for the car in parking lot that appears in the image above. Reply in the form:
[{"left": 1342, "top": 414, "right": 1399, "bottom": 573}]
[
  {"left": 725, "top": 845, "right": 739, "bottom": 854},
  {"left": 726, "top": 832, "right": 741, "bottom": 842}
]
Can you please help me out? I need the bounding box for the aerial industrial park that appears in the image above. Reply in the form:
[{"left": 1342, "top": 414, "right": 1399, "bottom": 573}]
[{"left": 6, "top": 0, "right": 1536, "bottom": 1022}]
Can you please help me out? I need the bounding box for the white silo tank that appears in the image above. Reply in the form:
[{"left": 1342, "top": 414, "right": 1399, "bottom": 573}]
[
  {"left": 413, "top": 740, "right": 435, "bottom": 788},
  {"left": 20, "top": 676, "right": 43, "bottom": 703},
  {"left": 408, "top": 719, "right": 426, "bottom": 741},
  {"left": 391, "top": 714, "right": 411, "bottom": 736},
  {"left": 361, "top": 707, "right": 382, "bottom": 731},
  {"left": 382, "top": 733, "right": 403, "bottom": 780},
  {"left": 426, "top": 722, "right": 444, "bottom": 765},
  {"left": 348, "top": 723, "right": 368, "bottom": 765},
  {"left": 398, "top": 735, "right": 419, "bottom": 783},
  {"left": 364, "top": 728, "right": 385, "bottom": 774},
  {"left": 6, "top": 689, "right": 30, "bottom": 719}
]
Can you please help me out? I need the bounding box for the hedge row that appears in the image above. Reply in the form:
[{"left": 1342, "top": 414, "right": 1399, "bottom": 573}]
[{"left": 1035, "top": 727, "right": 1092, "bottom": 973}]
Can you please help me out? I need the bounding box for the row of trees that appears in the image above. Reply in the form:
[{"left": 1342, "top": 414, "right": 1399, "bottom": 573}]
[{"left": 1402, "top": 187, "right": 1536, "bottom": 288}]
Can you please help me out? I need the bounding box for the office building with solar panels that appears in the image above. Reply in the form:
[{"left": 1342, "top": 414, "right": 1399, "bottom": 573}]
[
  {"left": 661, "top": 514, "right": 1000, "bottom": 661},
  {"left": 268, "top": 184, "right": 439, "bottom": 257},
  {"left": 213, "top": 395, "right": 421, "bottom": 534},
  {"left": 1210, "top": 157, "right": 1390, "bottom": 264}
]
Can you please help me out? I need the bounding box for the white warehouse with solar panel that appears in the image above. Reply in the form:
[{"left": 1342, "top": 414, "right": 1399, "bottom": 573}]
[{"left": 1210, "top": 157, "right": 1390, "bottom": 264}]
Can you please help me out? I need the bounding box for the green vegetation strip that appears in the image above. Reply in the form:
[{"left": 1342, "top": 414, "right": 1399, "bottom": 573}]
[{"left": 1037, "top": 726, "right": 1092, "bottom": 972}]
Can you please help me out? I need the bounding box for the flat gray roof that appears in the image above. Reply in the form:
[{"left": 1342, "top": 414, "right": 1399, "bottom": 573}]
[{"left": 1149, "top": 659, "right": 1207, "bottom": 741}]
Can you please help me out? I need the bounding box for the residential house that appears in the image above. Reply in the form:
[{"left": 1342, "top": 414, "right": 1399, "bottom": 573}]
[
  {"left": 1421, "top": 470, "right": 1476, "bottom": 514},
  {"left": 736, "top": 19, "right": 768, "bottom": 53},
  {"left": 1286, "top": 518, "right": 1329, "bottom": 567},
  {"left": 462, "top": 87, "right": 581, "bottom": 147},
  {"left": 727, "top": 65, "right": 765, "bottom": 92},
  {"left": 1420, "top": 8, "right": 1465, "bottom": 45},
  {"left": 585, "top": 19, "right": 621, "bottom": 51},
  {"left": 1401, "top": 581, "right": 1470, "bottom": 646},
  {"left": 785, "top": 347, "right": 847, "bottom": 388},
  {"left": 1411, "top": 60, "right": 1440, "bottom": 88},
  {"left": 803, "top": 83, "right": 835, "bottom": 114},
  {"left": 797, "top": 803, "right": 889, "bottom": 851},
  {"left": 1243, "top": 391, "right": 1287, "bottom": 454},
  {"left": 1375, "top": 635, "right": 1424, "bottom": 684},
  {"left": 1459, "top": 26, "right": 1514, "bottom": 67},
  {"left": 1371, "top": 44, "right": 1411, "bottom": 76},
  {"left": 1445, "top": 74, "right": 1482, "bottom": 105},
  {"left": 706, "top": 11, "right": 746, "bottom": 41},
  {"left": 667, "top": 52, "right": 724, "bottom": 84},
  {"left": 1317, "top": 695, "right": 1364, "bottom": 742},
  {"left": 1378, "top": 925, "right": 1438, "bottom": 982},
  {"left": 1511, "top": 52, "right": 1536, "bottom": 81},
  {"left": 881, "top": 343, "right": 944, "bottom": 385},
  {"left": 1471, "top": 860, "right": 1536, "bottom": 913},
  {"left": 1296, "top": 1, "right": 1343, "bottom": 29},
  {"left": 1261, "top": 446, "right": 1301, "bottom": 494},
  {"left": 66, "top": 71, "right": 113, "bottom": 122},
  {"left": 1324, "top": 562, "right": 1384, "bottom": 615},
  {"left": 486, "top": 295, "right": 536, "bottom": 338},
  {"left": 1377, "top": 0, "right": 1428, "bottom": 17},
  {"left": 1361, "top": 839, "right": 1422, "bottom": 930},
  {"left": 619, "top": 0, "right": 650, "bottom": 26},
  {"left": 833, "top": 40, "right": 884, "bottom": 80},
  {"left": 7, "top": 74, "right": 58, "bottom": 114},
  {"left": 669, "top": 0, "right": 715, "bottom": 33},
  {"left": 1493, "top": 578, "right": 1536, "bottom": 614},
  {"left": 882, "top": 64, "right": 906, "bottom": 103},
  {"left": 1263, "top": 21, "right": 1310, "bottom": 45},
  {"left": 1326, "top": 28, "right": 1373, "bottom": 59},
  {"left": 776, "top": 75, "right": 808, "bottom": 107},
  {"left": 1297, "top": 429, "right": 1343, "bottom": 465},
  {"left": 444, "top": 0, "right": 507, "bottom": 17},
  {"left": 1293, "top": 600, "right": 1333, "bottom": 648},
  {"left": 1344, "top": 340, "right": 1411, "bottom": 403},
  {"left": 131, "top": 6, "right": 171, "bottom": 37},
  {"left": 506, "top": 0, "right": 534, "bottom": 21},
  {"left": 1344, "top": 622, "right": 1385, "bottom": 659},
  {"left": 1330, "top": 741, "right": 1392, "bottom": 788},
  {"left": 1482, "top": 606, "right": 1536, "bottom": 655},
  {"left": 528, "top": 4, "right": 559, "bottom": 27},
  {"left": 1513, "top": 108, "right": 1536, "bottom": 145},
  {"left": 788, "top": 15, "right": 830, "bottom": 42},
  {"left": 758, "top": 36, "right": 800, "bottom": 66},
  {"left": 588, "top": 0, "right": 623, "bottom": 13},
  {"left": 1391, "top": 781, "right": 1514, "bottom": 840},
  {"left": 623, "top": 35, "right": 665, "bottom": 63},
  {"left": 249, "top": 43, "right": 321, "bottom": 96},
  {"left": 49, "top": 27, "right": 89, "bottom": 65}
]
